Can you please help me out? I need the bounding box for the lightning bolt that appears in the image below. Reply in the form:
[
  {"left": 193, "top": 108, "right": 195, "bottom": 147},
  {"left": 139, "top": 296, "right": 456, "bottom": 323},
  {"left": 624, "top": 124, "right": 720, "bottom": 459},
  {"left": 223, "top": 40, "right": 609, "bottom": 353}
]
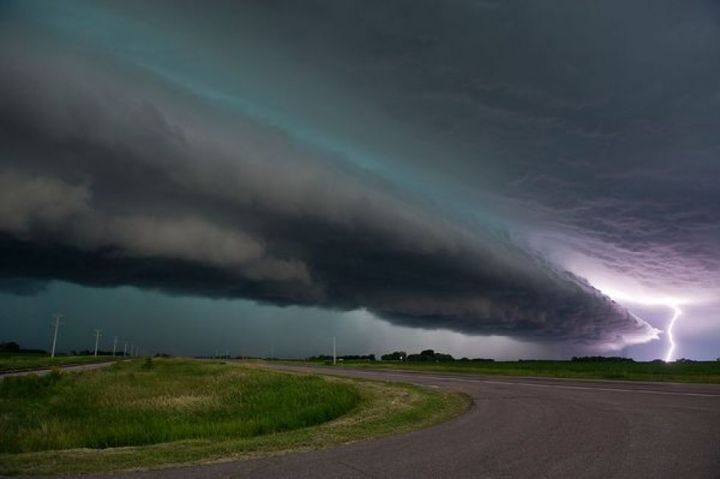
[{"left": 664, "top": 305, "right": 682, "bottom": 362}]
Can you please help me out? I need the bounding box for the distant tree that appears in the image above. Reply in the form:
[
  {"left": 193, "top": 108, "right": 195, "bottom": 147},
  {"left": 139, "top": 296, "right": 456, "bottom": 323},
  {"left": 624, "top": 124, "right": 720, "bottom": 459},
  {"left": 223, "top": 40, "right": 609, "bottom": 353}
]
[
  {"left": 381, "top": 351, "right": 407, "bottom": 361},
  {"left": 406, "top": 349, "right": 454, "bottom": 362},
  {"left": 433, "top": 352, "right": 454, "bottom": 362},
  {"left": 0, "top": 342, "right": 47, "bottom": 354},
  {"left": 571, "top": 356, "right": 635, "bottom": 363},
  {"left": 0, "top": 341, "right": 20, "bottom": 352}
]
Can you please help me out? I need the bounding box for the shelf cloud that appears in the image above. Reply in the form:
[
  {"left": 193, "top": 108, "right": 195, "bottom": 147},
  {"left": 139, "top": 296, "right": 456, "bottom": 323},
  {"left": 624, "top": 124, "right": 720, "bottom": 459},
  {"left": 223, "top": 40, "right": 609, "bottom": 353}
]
[{"left": 2, "top": 1, "right": 719, "bottom": 354}]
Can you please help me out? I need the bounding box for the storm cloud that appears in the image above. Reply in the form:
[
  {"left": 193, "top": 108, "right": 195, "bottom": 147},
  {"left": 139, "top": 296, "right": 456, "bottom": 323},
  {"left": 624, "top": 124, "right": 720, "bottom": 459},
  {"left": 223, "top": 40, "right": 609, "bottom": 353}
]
[{"left": 2, "top": 0, "right": 719, "bottom": 353}]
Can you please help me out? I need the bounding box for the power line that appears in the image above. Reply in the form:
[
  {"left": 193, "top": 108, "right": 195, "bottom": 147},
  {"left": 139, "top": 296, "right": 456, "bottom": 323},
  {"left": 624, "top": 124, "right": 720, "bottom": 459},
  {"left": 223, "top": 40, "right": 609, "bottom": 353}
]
[
  {"left": 50, "top": 314, "right": 63, "bottom": 359},
  {"left": 93, "top": 329, "right": 102, "bottom": 357}
]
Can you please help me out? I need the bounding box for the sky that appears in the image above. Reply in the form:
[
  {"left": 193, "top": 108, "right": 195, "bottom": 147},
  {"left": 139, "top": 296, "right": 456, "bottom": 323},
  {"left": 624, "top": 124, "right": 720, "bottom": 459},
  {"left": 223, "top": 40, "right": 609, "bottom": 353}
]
[{"left": 1, "top": 0, "right": 718, "bottom": 360}]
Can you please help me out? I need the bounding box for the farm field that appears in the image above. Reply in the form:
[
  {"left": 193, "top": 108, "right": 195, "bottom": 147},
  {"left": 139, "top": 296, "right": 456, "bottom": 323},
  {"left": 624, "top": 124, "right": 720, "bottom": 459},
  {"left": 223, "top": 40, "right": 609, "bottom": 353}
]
[{"left": 295, "top": 359, "right": 720, "bottom": 383}]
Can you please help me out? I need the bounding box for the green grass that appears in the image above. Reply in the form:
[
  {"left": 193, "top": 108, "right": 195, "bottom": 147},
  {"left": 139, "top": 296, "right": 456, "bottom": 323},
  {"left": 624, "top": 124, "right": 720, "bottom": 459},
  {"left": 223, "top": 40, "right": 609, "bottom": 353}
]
[
  {"left": 300, "top": 359, "right": 720, "bottom": 383},
  {"left": 0, "top": 353, "right": 117, "bottom": 372},
  {"left": 0, "top": 359, "right": 359, "bottom": 454},
  {"left": 0, "top": 359, "right": 469, "bottom": 475}
]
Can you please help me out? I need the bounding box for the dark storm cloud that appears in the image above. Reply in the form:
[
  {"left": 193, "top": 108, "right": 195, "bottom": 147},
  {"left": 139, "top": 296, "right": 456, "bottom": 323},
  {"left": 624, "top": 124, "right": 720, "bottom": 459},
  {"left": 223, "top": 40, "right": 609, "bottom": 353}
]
[
  {"left": 0, "top": 34, "right": 654, "bottom": 348},
  {"left": 7, "top": 0, "right": 719, "bottom": 349},
  {"left": 233, "top": 0, "right": 720, "bottom": 298}
]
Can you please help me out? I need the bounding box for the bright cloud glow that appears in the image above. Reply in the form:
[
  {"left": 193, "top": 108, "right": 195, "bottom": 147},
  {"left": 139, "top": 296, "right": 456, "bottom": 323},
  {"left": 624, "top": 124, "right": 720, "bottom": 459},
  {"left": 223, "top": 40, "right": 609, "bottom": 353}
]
[{"left": 588, "top": 281, "right": 686, "bottom": 362}]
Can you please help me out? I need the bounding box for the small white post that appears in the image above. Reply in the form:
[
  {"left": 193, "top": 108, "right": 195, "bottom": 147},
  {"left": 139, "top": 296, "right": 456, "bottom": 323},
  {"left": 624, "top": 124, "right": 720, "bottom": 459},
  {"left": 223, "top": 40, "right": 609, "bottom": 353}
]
[
  {"left": 332, "top": 336, "right": 336, "bottom": 366},
  {"left": 93, "top": 329, "right": 102, "bottom": 357},
  {"left": 123, "top": 341, "right": 128, "bottom": 357},
  {"left": 112, "top": 336, "right": 118, "bottom": 357}
]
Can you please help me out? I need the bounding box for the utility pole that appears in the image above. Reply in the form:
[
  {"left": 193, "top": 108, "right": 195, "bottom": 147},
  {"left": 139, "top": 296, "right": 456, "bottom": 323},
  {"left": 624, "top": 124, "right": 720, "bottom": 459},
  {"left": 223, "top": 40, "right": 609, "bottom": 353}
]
[
  {"left": 93, "top": 329, "right": 102, "bottom": 357},
  {"left": 112, "top": 336, "right": 118, "bottom": 357},
  {"left": 123, "top": 341, "right": 128, "bottom": 357},
  {"left": 50, "top": 314, "right": 63, "bottom": 358},
  {"left": 332, "top": 336, "right": 336, "bottom": 366}
]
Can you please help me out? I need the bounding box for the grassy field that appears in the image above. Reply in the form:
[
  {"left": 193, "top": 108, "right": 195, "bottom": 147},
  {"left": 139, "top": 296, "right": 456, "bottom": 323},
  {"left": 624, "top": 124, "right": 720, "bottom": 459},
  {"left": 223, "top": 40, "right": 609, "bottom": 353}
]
[
  {"left": 0, "top": 358, "right": 468, "bottom": 475},
  {"left": 0, "top": 352, "right": 118, "bottom": 372},
  {"left": 300, "top": 359, "right": 720, "bottom": 383}
]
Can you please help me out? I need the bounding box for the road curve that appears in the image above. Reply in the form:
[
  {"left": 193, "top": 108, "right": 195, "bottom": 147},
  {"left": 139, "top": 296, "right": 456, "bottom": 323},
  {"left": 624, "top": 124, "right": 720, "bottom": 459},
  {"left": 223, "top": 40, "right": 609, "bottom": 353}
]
[{"left": 47, "top": 365, "right": 720, "bottom": 478}]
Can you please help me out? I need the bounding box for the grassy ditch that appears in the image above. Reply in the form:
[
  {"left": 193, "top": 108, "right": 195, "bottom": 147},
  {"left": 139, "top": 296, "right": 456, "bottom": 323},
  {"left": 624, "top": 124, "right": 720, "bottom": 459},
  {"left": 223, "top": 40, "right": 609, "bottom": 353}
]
[{"left": 0, "top": 358, "right": 469, "bottom": 475}]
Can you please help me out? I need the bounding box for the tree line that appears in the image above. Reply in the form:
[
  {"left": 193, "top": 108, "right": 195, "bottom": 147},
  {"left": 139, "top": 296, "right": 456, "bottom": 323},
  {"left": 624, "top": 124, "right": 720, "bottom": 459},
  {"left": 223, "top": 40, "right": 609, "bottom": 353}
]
[{"left": 381, "top": 349, "right": 495, "bottom": 362}]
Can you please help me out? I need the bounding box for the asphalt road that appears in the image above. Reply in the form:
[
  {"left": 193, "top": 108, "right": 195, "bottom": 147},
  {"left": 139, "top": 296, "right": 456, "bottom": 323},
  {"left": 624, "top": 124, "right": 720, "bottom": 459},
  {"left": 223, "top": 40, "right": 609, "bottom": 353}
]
[{"left": 68, "top": 364, "right": 720, "bottom": 479}]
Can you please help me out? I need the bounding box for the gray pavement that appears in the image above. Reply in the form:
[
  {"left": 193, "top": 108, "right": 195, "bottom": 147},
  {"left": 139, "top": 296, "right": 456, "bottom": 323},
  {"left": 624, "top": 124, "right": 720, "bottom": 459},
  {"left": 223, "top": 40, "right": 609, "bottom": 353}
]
[{"left": 66, "top": 364, "right": 720, "bottom": 479}]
